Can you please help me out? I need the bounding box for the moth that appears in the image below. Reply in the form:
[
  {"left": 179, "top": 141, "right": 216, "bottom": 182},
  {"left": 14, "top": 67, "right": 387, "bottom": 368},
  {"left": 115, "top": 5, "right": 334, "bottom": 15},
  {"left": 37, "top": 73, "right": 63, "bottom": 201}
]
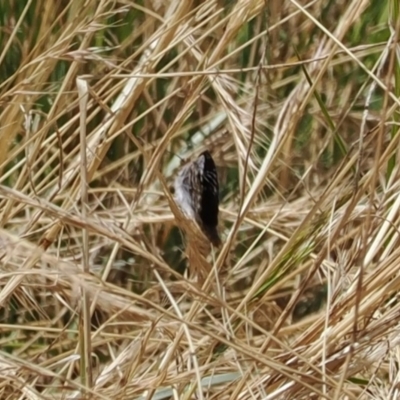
[{"left": 174, "top": 151, "right": 221, "bottom": 246}]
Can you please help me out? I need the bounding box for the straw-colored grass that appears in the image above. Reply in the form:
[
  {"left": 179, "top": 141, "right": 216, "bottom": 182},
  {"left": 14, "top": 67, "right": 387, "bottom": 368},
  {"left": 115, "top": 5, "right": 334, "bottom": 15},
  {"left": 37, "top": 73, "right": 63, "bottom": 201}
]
[{"left": 0, "top": 0, "right": 399, "bottom": 398}]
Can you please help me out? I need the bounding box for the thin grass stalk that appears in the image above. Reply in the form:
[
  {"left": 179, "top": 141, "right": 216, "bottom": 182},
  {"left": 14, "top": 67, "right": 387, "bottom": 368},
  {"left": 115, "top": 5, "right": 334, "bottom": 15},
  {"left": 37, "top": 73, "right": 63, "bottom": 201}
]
[
  {"left": 387, "top": 0, "right": 400, "bottom": 177},
  {"left": 77, "top": 77, "right": 93, "bottom": 392}
]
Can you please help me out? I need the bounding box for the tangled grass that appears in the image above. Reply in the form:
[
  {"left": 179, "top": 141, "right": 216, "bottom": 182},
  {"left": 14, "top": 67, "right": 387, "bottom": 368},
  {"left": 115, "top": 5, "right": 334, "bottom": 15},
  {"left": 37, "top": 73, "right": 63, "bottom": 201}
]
[{"left": 0, "top": 0, "right": 399, "bottom": 398}]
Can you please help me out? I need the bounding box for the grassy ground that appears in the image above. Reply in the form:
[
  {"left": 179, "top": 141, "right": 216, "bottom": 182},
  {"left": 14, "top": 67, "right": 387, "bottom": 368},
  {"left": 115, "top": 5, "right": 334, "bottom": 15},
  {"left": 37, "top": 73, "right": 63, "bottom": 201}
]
[{"left": 0, "top": 0, "right": 399, "bottom": 398}]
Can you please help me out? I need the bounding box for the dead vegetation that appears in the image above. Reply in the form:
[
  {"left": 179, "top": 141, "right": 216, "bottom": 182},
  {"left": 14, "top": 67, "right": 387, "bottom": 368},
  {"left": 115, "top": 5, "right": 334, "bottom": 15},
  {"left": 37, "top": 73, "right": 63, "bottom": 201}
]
[{"left": 0, "top": 0, "right": 399, "bottom": 398}]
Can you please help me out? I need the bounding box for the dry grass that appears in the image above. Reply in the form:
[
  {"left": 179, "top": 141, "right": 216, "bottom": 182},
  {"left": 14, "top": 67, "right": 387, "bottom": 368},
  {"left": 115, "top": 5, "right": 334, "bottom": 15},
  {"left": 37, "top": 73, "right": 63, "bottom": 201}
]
[{"left": 0, "top": 0, "right": 399, "bottom": 398}]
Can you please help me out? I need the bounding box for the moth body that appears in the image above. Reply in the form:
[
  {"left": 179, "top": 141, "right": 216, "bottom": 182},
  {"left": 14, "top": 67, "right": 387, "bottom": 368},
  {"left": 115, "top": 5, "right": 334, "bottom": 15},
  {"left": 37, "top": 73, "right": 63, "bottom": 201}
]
[{"left": 174, "top": 151, "right": 221, "bottom": 246}]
